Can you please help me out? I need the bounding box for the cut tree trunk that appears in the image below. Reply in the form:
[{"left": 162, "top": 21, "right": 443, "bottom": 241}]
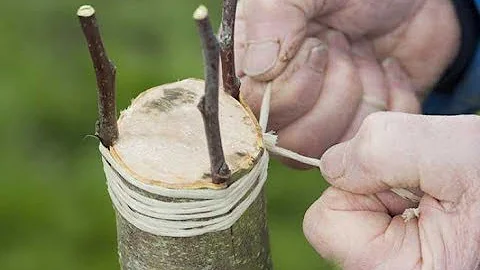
[{"left": 103, "top": 79, "right": 272, "bottom": 269}]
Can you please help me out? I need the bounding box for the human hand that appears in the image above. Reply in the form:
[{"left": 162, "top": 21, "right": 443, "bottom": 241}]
[
  {"left": 235, "top": 0, "right": 460, "bottom": 163},
  {"left": 303, "top": 112, "right": 480, "bottom": 269}
]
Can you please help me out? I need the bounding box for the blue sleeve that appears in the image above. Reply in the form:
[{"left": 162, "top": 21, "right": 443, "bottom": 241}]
[{"left": 422, "top": 0, "right": 480, "bottom": 115}]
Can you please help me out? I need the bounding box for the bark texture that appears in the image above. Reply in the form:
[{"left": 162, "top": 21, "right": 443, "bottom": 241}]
[{"left": 115, "top": 189, "right": 271, "bottom": 270}]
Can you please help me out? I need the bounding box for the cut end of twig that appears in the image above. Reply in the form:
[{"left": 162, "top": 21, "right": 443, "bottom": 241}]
[
  {"left": 77, "top": 5, "right": 95, "bottom": 17},
  {"left": 193, "top": 5, "right": 208, "bottom": 20}
]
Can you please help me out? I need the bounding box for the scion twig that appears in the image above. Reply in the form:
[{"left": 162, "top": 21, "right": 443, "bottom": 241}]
[
  {"left": 194, "top": 5, "right": 231, "bottom": 184},
  {"left": 77, "top": 5, "right": 118, "bottom": 147},
  {"left": 220, "top": 0, "right": 241, "bottom": 100}
]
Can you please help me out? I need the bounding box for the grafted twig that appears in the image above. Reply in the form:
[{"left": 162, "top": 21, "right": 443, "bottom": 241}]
[
  {"left": 220, "top": 0, "right": 241, "bottom": 100},
  {"left": 194, "top": 5, "right": 231, "bottom": 184},
  {"left": 77, "top": 5, "right": 118, "bottom": 147}
]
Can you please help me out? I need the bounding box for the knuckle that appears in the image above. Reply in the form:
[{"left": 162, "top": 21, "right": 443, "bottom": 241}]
[
  {"left": 354, "top": 112, "right": 393, "bottom": 170},
  {"left": 303, "top": 189, "right": 337, "bottom": 251},
  {"left": 359, "top": 112, "right": 389, "bottom": 133},
  {"left": 303, "top": 198, "right": 324, "bottom": 242}
]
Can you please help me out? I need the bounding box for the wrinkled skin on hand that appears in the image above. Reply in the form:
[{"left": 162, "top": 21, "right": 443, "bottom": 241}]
[
  {"left": 234, "top": 0, "right": 460, "bottom": 164},
  {"left": 304, "top": 112, "right": 480, "bottom": 270}
]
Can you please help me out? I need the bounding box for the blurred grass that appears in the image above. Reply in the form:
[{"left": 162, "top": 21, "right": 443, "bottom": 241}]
[{"left": 0, "top": 1, "right": 334, "bottom": 269}]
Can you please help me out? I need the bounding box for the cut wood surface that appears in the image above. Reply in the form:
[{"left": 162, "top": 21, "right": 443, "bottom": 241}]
[{"left": 110, "top": 78, "right": 263, "bottom": 189}]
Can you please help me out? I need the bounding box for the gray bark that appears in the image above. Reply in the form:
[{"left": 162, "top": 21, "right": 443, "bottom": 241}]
[{"left": 115, "top": 188, "right": 272, "bottom": 270}]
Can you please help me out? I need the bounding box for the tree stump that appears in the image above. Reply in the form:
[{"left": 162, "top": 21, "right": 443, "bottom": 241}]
[{"left": 101, "top": 78, "right": 272, "bottom": 269}]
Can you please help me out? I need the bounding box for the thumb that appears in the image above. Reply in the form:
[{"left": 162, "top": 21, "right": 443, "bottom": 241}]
[
  {"left": 319, "top": 112, "right": 480, "bottom": 203},
  {"left": 241, "top": 0, "right": 333, "bottom": 81}
]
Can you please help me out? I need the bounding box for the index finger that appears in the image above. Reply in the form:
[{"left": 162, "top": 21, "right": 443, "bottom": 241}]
[{"left": 303, "top": 187, "right": 421, "bottom": 269}]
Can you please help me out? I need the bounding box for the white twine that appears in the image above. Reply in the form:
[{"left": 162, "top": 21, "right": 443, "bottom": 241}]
[
  {"left": 101, "top": 82, "right": 420, "bottom": 237},
  {"left": 101, "top": 146, "right": 269, "bottom": 237}
]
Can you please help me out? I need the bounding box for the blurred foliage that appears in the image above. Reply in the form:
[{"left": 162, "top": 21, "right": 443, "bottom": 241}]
[{"left": 0, "top": 1, "right": 335, "bottom": 269}]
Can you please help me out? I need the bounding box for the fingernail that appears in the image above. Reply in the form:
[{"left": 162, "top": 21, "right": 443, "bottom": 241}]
[
  {"left": 307, "top": 45, "right": 328, "bottom": 73},
  {"left": 243, "top": 40, "right": 279, "bottom": 76},
  {"left": 320, "top": 143, "right": 347, "bottom": 180},
  {"left": 327, "top": 31, "right": 350, "bottom": 52}
]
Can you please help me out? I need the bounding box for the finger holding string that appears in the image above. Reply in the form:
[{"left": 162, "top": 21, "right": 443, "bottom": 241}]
[
  {"left": 236, "top": 1, "right": 329, "bottom": 133},
  {"left": 241, "top": 37, "right": 328, "bottom": 132},
  {"left": 310, "top": 112, "right": 480, "bottom": 268},
  {"left": 303, "top": 187, "right": 422, "bottom": 269},
  {"left": 275, "top": 31, "right": 363, "bottom": 166},
  {"left": 239, "top": 0, "right": 339, "bottom": 81}
]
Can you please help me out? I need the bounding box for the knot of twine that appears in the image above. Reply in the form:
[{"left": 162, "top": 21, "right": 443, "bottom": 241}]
[{"left": 101, "top": 83, "right": 420, "bottom": 237}]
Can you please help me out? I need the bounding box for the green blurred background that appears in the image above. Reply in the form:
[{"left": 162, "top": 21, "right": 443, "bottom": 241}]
[{"left": 0, "top": 1, "right": 334, "bottom": 269}]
